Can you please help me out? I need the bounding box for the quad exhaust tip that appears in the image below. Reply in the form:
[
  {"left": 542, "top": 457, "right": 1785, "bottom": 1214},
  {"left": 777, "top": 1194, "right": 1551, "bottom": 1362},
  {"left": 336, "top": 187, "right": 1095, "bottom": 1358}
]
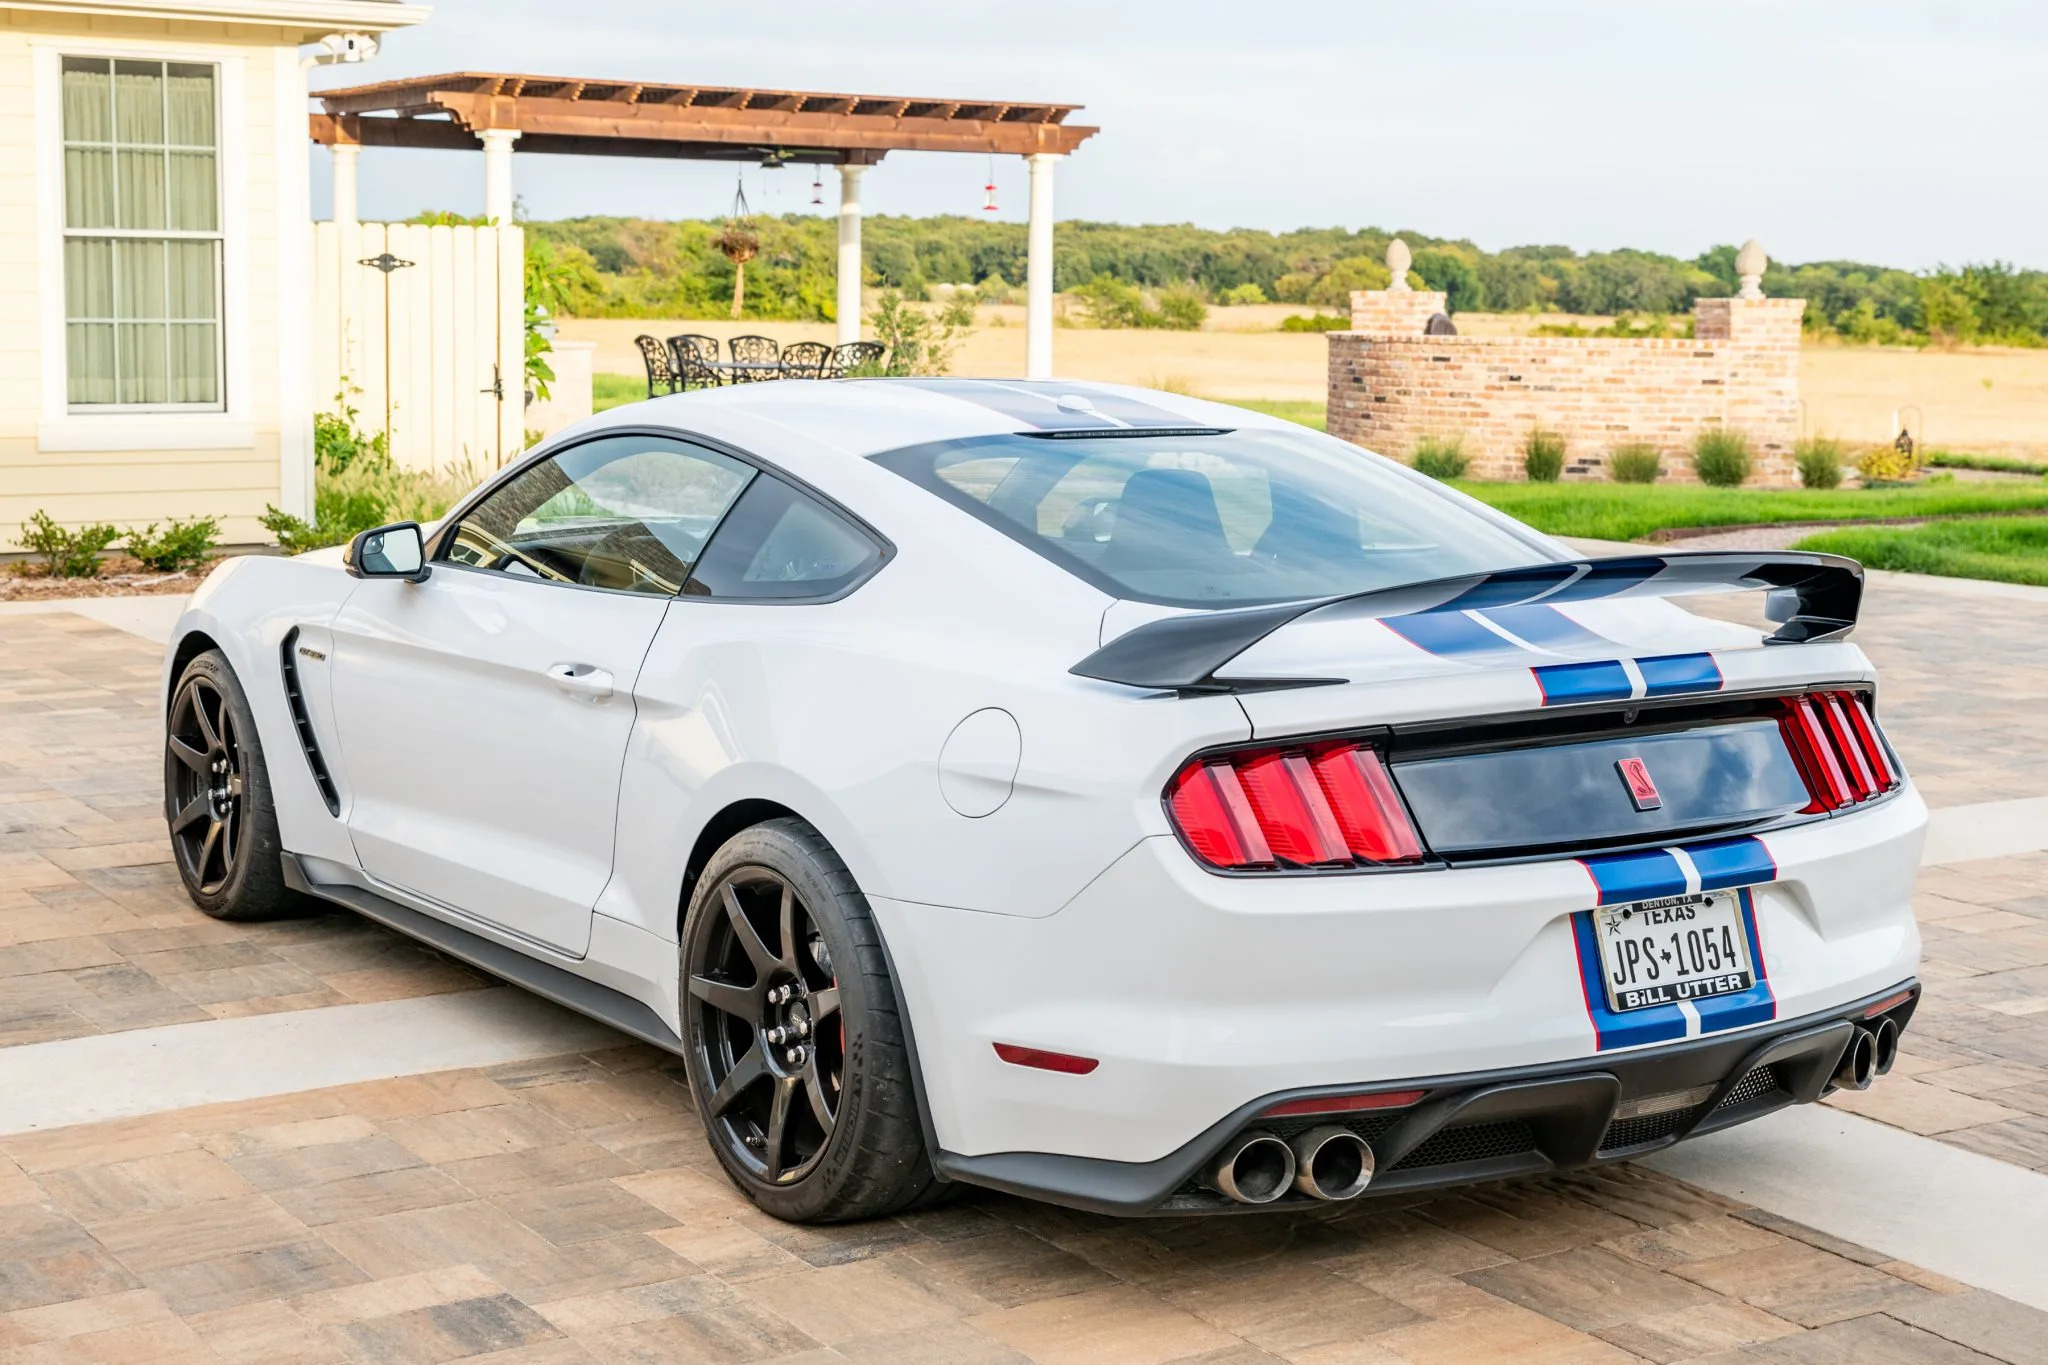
[
  {"left": 1290, "top": 1126, "right": 1375, "bottom": 1201},
  {"left": 1834, "top": 1027, "right": 1877, "bottom": 1091},
  {"left": 1207, "top": 1131, "right": 1295, "bottom": 1205}
]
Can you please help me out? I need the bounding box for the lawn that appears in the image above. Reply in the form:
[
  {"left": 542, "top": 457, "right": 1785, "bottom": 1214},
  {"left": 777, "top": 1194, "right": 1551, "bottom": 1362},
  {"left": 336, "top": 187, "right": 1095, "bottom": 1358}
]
[
  {"left": 1793, "top": 518, "right": 2048, "bottom": 587},
  {"left": 1450, "top": 481, "right": 2048, "bottom": 543},
  {"left": 1221, "top": 398, "right": 1327, "bottom": 430},
  {"left": 593, "top": 372, "right": 646, "bottom": 413}
]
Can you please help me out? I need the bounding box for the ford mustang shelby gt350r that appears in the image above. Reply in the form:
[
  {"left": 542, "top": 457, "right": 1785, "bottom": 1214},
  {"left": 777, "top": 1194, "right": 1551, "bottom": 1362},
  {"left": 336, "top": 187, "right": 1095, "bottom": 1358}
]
[{"left": 162, "top": 379, "right": 1923, "bottom": 1222}]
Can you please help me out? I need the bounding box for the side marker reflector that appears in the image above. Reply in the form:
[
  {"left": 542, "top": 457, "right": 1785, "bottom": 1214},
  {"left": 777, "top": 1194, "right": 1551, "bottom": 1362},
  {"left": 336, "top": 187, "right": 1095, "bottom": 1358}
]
[
  {"left": 994, "top": 1043, "right": 1099, "bottom": 1075},
  {"left": 1261, "top": 1088, "right": 1427, "bottom": 1118}
]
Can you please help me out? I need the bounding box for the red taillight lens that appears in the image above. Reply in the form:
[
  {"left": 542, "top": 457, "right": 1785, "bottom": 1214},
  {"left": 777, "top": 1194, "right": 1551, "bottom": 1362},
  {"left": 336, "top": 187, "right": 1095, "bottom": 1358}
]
[
  {"left": 1775, "top": 690, "right": 1899, "bottom": 813},
  {"left": 1167, "top": 740, "right": 1423, "bottom": 871}
]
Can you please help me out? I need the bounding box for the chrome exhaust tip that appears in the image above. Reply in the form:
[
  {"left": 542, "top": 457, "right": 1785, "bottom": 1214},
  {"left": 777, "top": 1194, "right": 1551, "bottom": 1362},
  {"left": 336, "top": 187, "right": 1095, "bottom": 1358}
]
[
  {"left": 1834, "top": 1028, "right": 1876, "bottom": 1091},
  {"left": 1871, "top": 1016, "right": 1901, "bottom": 1076},
  {"left": 1206, "top": 1131, "right": 1296, "bottom": 1205},
  {"left": 1290, "top": 1126, "right": 1374, "bottom": 1201}
]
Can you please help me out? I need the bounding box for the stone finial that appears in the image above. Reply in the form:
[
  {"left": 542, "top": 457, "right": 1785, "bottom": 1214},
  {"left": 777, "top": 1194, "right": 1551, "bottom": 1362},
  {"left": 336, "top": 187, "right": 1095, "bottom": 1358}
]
[
  {"left": 1735, "top": 238, "right": 1767, "bottom": 300},
  {"left": 1386, "top": 237, "right": 1412, "bottom": 291}
]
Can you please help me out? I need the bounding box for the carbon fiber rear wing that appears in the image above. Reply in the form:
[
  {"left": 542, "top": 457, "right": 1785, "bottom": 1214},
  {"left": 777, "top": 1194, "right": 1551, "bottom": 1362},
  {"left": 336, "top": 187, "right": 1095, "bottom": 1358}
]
[{"left": 1069, "top": 551, "right": 1865, "bottom": 693}]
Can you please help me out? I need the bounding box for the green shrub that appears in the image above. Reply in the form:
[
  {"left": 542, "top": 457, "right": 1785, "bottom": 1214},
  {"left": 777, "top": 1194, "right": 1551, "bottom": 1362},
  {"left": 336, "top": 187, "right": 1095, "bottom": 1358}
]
[
  {"left": 124, "top": 517, "right": 220, "bottom": 573},
  {"left": 1795, "top": 437, "right": 1845, "bottom": 490},
  {"left": 1522, "top": 428, "right": 1567, "bottom": 483},
  {"left": 1220, "top": 282, "right": 1267, "bottom": 306},
  {"left": 1073, "top": 274, "right": 1206, "bottom": 330},
  {"left": 1278, "top": 312, "right": 1351, "bottom": 332},
  {"left": 313, "top": 387, "right": 387, "bottom": 474},
  {"left": 17, "top": 510, "right": 120, "bottom": 578},
  {"left": 1609, "top": 443, "right": 1663, "bottom": 484},
  {"left": 1412, "top": 434, "right": 1469, "bottom": 480},
  {"left": 1692, "top": 428, "right": 1753, "bottom": 488},
  {"left": 1856, "top": 444, "right": 1916, "bottom": 485}
]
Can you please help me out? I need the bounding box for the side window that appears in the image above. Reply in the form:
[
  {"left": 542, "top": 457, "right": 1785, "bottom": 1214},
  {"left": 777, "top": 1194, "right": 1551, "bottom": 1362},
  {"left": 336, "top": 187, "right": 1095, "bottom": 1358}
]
[
  {"left": 443, "top": 435, "right": 753, "bottom": 595},
  {"left": 684, "top": 476, "right": 883, "bottom": 601}
]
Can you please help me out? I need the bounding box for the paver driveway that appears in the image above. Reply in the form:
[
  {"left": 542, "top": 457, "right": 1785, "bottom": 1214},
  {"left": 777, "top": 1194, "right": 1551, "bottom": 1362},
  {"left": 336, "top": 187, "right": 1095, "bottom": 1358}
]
[{"left": 2, "top": 572, "right": 2047, "bottom": 1364}]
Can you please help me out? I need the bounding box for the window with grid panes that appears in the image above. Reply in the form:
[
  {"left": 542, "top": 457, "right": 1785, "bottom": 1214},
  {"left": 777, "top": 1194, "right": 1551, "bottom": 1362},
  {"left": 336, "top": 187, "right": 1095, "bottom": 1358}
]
[{"left": 60, "top": 57, "right": 223, "bottom": 409}]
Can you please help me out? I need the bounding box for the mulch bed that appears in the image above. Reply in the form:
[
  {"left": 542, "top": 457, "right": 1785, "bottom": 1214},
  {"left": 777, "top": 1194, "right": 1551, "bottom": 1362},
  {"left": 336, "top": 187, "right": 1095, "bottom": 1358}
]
[{"left": 1, "top": 556, "right": 210, "bottom": 600}]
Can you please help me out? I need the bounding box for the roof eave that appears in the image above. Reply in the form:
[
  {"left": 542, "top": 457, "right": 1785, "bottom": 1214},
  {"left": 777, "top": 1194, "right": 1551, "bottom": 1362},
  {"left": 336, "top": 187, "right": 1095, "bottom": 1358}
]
[{"left": 0, "top": 0, "right": 429, "bottom": 34}]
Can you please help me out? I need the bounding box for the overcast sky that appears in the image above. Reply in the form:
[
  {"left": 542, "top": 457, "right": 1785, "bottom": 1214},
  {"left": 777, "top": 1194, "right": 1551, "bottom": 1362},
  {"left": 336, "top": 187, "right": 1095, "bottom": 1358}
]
[{"left": 317, "top": 1, "right": 2047, "bottom": 271}]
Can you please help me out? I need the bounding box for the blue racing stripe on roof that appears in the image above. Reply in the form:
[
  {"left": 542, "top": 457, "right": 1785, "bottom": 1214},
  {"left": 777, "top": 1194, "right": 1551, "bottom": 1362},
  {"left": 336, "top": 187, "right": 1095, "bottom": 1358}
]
[
  {"left": 1579, "top": 848, "right": 1687, "bottom": 905},
  {"left": 1381, "top": 611, "right": 1532, "bottom": 661},
  {"left": 1638, "top": 652, "right": 1723, "bottom": 697},
  {"left": 1481, "top": 604, "right": 1613, "bottom": 652},
  {"left": 1685, "top": 835, "right": 1777, "bottom": 892},
  {"left": 1533, "top": 660, "right": 1631, "bottom": 705}
]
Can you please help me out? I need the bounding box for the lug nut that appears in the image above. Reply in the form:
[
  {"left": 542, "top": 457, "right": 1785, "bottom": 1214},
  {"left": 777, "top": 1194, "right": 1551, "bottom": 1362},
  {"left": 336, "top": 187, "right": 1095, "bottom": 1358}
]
[
  {"left": 766, "top": 1026, "right": 786, "bottom": 1045},
  {"left": 786, "top": 1046, "right": 805, "bottom": 1065}
]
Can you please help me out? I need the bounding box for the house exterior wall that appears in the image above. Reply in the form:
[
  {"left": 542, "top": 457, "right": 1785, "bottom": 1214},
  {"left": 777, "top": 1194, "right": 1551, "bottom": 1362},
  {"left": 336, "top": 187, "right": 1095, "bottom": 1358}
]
[
  {"left": 1329, "top": 291, "right": 1806, "bottom": 486},
  {"left": 0, "top": 6, "right": 369, "bottom": 549}
]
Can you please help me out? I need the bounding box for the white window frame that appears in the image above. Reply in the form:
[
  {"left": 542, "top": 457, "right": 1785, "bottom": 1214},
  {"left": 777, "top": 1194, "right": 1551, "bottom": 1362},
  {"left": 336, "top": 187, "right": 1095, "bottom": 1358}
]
[{"left": 34, "top": 39, "right": 252, "bottom": 452}]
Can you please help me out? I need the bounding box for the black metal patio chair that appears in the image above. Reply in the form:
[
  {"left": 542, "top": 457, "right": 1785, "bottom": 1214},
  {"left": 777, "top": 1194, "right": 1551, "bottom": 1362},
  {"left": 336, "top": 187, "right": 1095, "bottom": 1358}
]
[
  {"left": 635, "top": 335, "right": 682, "bottom": 396},
  {"left": 779, "top": 341, "right": 834, "bottom": 379},
  {"left": 668, "top": 334, "right": 725, "bottom": 389},
  {"left": 831, "top": 341, "right": 886, "bottom": 377},
  {"left": 727, "top": 334, "right": 781, "bottom": 380}
]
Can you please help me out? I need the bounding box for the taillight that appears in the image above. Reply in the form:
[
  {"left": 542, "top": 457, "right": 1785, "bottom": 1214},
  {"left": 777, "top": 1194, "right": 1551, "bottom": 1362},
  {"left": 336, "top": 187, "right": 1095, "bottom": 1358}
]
[
  {"left": 1166, "top": 740, "right": 1423, "bottom": 871},
  {"left": 1775, "top": 691, "right": 1899, "bottom": 813}
]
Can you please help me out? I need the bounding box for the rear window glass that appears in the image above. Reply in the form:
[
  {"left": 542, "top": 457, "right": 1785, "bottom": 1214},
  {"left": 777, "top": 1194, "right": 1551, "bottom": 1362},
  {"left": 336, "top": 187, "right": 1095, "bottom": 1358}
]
[{"left": 872, "top": 428, "right": 1552, "bottom": 607}]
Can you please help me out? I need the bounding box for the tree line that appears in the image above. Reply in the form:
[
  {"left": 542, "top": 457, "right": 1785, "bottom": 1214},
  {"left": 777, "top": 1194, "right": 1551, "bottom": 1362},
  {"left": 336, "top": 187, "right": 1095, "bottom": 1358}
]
[{"left": 525, "top": 214, "right": 2048, "bottom": 345}]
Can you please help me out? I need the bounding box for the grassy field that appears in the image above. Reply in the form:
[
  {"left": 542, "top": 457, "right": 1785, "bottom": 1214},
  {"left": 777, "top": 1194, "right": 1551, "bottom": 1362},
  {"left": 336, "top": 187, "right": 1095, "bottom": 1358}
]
[
  {"left": 1451, "top": 481, "right": 2048, "bottom": 543},
  {"left": 1794, "top": 518, "right": 2048, "bottom": 587}
]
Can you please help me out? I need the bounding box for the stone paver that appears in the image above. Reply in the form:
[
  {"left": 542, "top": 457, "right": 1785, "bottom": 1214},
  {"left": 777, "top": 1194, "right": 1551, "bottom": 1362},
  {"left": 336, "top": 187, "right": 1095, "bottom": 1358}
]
[
  {"left": 0, "top": 1049, "right": 2040, "bottom": 1365},
  {"left": 0, "top": 616, "right": 488, "bottom": 1048},
  {"left": 5, "top": 571, "right": 2048, "bottom": 1358}
]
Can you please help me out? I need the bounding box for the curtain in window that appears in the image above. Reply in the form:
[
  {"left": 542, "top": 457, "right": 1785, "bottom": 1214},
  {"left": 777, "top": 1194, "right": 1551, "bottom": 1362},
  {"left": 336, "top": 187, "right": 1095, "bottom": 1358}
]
[{"left": 61, "top": 55, "right": 220, "bottom": 408}]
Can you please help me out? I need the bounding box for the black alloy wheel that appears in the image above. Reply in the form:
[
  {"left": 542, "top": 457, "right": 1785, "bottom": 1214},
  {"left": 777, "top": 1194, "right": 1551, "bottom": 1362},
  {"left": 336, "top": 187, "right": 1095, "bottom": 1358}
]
[
  {"left": 687, "top": 866, "right": 846, "bottom": 1185},
  {"left": 679, "top": 819, "right": 941, "bottom": 1222},
  {"left": 166, "top": 672, "right": 246, "bottom": 897}
]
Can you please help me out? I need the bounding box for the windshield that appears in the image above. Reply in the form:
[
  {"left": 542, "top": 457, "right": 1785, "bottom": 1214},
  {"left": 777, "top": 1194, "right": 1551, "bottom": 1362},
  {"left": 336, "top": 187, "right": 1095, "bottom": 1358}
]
[{"left": 872, "top": 427, "right": 1556, "bottom": 607}]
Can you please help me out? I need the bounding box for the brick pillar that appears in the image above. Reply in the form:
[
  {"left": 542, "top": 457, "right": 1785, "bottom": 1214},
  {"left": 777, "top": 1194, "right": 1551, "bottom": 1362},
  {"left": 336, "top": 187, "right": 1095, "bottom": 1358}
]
[
  {"left": 1350, "top": 288, "right": 1448, "bottom": 335},
  {"left": 1693, "top": 296, "right": 1806, "bottom": 486}
]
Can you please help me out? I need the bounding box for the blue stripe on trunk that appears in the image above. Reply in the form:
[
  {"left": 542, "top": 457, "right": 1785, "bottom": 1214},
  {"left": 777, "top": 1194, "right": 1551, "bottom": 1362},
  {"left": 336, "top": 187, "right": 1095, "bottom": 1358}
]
[
  {"left": 1534, "top": 660, "right": 1632, "bottom": 705},
  {"left": 1638, "top": 652, "right": 1724, "bottom": 697}
]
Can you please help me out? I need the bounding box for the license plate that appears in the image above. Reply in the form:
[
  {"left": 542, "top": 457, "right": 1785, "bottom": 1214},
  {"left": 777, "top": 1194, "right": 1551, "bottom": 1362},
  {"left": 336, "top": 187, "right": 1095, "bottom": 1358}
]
[{"left": 1594, "top": 892, "right": 1754, "bottom": 1012}]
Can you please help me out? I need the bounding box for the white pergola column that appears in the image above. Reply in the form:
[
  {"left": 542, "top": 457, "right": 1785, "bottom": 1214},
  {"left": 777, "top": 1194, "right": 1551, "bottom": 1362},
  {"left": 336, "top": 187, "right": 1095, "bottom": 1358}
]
[
  {"left": 1025, "top": 152, "right": 1062, "bottom": 380},
  {"left": 836, "top": 164, "right": 866, "bottom": 346},
  {"left": 480, "top": 128, "right": 521, "bottom": 223},
  {"left": 330, "top": 141, "right": 360, "bottom": 224}
]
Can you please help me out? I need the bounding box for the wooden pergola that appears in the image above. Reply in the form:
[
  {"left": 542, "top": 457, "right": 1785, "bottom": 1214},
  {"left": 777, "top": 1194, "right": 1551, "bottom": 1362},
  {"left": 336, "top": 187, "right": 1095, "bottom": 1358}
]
[{"left": 310, "top": 72, "right": 1099, "bottom": 373}]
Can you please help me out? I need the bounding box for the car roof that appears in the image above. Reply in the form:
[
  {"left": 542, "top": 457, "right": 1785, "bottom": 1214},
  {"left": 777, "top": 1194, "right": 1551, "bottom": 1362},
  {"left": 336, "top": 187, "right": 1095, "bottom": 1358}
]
[{"left": 581, "top": 377, "right": 1294, "bottom": 459}]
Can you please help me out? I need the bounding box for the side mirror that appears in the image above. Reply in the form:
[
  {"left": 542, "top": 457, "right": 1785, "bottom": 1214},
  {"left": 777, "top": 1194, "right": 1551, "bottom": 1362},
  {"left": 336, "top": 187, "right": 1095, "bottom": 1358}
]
[{"left": 345, "top": 522, "right": 430, "bottom": 583}]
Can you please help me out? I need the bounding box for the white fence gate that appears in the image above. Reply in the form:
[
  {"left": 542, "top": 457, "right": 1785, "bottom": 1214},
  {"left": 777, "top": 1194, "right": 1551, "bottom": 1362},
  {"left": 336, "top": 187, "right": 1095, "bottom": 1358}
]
[{"left": 312, "top": 222, "right": 525, "bottom": 476}]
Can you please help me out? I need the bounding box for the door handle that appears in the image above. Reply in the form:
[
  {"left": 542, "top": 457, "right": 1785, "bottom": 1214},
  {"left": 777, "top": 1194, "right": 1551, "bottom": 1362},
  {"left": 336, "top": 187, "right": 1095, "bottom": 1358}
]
[{"left": 545, "top": 662, "right": 614, "bottom": 701}]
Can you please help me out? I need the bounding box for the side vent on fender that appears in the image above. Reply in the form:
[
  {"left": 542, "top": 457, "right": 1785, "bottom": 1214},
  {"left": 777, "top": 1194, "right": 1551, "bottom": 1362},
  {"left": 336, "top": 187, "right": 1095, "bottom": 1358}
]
[{"left": 280, "top": 628, "right": 340, "bottom": 815}]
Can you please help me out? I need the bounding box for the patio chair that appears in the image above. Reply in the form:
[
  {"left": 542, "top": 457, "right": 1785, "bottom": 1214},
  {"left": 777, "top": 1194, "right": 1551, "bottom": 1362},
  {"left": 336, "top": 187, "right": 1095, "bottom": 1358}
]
[
  {"left": 668, "top": 334, "right": 725, "bottom": 389},
  {"left": 779, "top": 341, "right": 834, "bottom": 379},
  {"left": 635, "top": 335, "right": 682, "bottom": 396},
  {"left": 727, "top": 334, "right": 781, "bottom": 380},
  {"left": 831, "top": 341, "right": 887, "bottom": 377}
]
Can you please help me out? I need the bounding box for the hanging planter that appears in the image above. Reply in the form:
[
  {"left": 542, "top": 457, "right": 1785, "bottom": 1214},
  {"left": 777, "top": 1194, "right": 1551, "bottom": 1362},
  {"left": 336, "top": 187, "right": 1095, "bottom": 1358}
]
[{"left": 712, "top": 175, "right": 760, "bottom": 319}]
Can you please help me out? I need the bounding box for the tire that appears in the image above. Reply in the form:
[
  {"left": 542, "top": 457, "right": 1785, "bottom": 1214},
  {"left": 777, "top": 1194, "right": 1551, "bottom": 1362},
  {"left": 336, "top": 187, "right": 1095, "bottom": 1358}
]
[
  {"left": 679, "top": 817, "right": 943, "bottom": 1223},
  {"left": 163, "top": 649, "right": 298, "bottom": 921}
]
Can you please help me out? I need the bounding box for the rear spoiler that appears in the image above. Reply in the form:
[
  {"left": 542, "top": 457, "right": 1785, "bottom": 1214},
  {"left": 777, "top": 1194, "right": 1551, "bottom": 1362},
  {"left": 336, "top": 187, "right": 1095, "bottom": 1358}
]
[{"left": 1070, "top": 551, "right": 1865, "bottom": 693}]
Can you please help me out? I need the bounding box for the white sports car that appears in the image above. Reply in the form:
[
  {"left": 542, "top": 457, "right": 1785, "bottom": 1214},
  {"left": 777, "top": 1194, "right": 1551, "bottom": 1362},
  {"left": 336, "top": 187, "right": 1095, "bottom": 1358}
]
[{"left": 162, "top": 379, "right": 1924, "bottom": 1222}]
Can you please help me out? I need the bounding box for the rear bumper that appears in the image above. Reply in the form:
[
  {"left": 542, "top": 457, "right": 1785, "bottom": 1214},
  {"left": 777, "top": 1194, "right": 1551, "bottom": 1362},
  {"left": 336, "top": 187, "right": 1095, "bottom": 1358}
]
[
  {"left": 876, "top": 784, "right": 1926, "bottom": 1166},
  {"left": 936, "top": 982, "right": 1918, "bottom": 1215}
]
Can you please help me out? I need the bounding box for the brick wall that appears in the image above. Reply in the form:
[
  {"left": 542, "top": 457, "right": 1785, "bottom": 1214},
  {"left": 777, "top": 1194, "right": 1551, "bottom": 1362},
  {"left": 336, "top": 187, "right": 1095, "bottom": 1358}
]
[{"left": 1330, "top": 294, "right": 1806, "bottom": 486}]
